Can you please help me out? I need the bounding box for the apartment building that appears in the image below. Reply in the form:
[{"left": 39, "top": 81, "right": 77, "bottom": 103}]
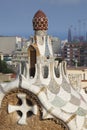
[
  {"left": 0, "top": 36, "right": 22, "bottom": 55},
  {"left": 63, "top": 42, "right": 87, "bottom": 66}
]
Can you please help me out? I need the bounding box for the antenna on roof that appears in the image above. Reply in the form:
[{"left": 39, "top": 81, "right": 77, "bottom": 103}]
[
  {"left": 83, "top": 21, "right": 86, "bottom": 41},
  {"left": 78, "top": 20, "right": 81, "bottom": 37}
]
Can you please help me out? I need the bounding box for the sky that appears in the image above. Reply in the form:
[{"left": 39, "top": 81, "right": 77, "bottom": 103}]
[{"left": 0, "top": 0, "right": 87, "bottom": 39}]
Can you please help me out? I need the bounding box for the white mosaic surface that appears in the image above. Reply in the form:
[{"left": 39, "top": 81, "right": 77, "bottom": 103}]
[{"left": 0, "top": 61, "right": 87, "bottom": 130}]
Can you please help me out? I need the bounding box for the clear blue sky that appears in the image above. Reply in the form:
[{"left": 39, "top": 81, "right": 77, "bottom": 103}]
[{"left": 0, "top": 0, "right": 87, "bottom": 39}]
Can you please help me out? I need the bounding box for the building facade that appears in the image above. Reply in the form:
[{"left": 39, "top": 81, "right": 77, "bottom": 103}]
[
  {"left": 0, "top": 36, "right": 23, "bottom": 55},
  {"left": 63, "top": 42, "right": 87, "bottom": 66},
  {"left": 0, "top": 52, "right": 3, "bottom": 60}
]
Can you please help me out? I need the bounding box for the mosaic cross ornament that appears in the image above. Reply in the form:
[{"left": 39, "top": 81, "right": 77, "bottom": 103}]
[{"left": 8, "top": 93, "right": 38, "bottom": 125}]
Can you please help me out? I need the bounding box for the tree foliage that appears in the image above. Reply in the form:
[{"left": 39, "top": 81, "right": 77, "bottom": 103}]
[{"left": 0, "top": 59, "right": 14, "bottom": 74}]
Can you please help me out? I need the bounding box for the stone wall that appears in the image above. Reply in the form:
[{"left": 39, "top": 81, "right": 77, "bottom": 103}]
[
  {"left": 0, "top": 73, "right": 15, "bottom": 82},
  {"left": 67, "top": 68, "right": 87, "bottom": 89}
]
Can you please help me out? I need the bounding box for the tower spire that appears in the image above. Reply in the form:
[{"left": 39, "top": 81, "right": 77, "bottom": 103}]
[{"left": 68, "top": 27, "right": 72, "bottom": 42}]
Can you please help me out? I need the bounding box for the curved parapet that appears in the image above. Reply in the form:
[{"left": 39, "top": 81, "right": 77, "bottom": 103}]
[{"left": 0, "top": 60, "right": 87, "bottom": 130}]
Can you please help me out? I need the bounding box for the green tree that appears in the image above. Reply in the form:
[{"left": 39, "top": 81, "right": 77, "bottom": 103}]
[{"left": 0, "top": 59, "right": 14, "bottom": 74}]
